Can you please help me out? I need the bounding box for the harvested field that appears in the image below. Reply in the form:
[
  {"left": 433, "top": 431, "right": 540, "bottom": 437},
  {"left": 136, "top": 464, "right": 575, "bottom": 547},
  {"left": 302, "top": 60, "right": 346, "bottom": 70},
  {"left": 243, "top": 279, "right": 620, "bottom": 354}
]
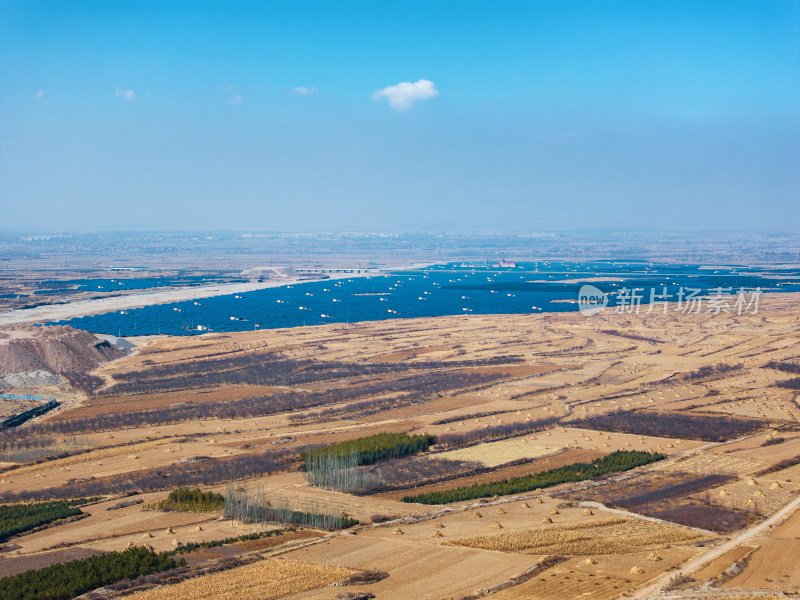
[
  {"left": 0, "top": 546, "right": 102, "bottom": 577},
  {"left": 122, "top": 558, "right": 353, "bottom": 600},
  {"left": 570, "top": 471, "right": 735, "bottom": 508},
  {"left": 567, "top": 470, "right": 765, "bottom": 532},
  {"left": 433, "top": 438, "right": 560, "bottom": 467},
  {"left": 359, "top": 495, "right": 616, "bottom": 546},
  {"left": 486, "top": 550, "right": 696, "bottom": 600},
  {"left": 487, "top": 565, "right": 634, "bottom": 600},
  {"left": 697, "top": 477, "right": 800, "bottom": 518},
  {"left": 723, "top": 538, "right": 800, "bottom": 590},
  {"left": 719, "top": 507, "right": 800, "bottom": 592},
  {"left": 281, "top": 534, "right": 543, "bottom": 600},
  {"left": 727, "top": 434, "right": 800, "bottom": 464},
  {"left": 658, "top": 452, "right": 768, "bottom": 477},
  {"left": 9, "top": 494, "right": 215, "bottom": 554},
  {"left": 444, "top": 517, "right": 709, "bottom": 555}
]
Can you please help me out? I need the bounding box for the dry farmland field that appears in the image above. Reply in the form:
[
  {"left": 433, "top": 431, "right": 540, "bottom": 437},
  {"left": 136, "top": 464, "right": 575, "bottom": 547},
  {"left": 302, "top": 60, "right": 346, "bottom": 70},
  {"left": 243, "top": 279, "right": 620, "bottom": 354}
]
[{"left": 1, "top": 293, "right": 800, "bottom": 600}]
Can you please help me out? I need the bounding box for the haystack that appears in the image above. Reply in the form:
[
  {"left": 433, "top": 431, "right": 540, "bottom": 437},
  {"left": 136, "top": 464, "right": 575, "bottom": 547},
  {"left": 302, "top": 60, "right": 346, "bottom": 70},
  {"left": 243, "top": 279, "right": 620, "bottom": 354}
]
[
  {"left": 550, "top": 508, "right": 560, "bottom": 515},
  {"left": 491, "top": 521, "right": 503, "bottom": 529},
  {"left": 431, "top": 531, "right": 443, "bottom": 538},
  {"left": 472, "top": 512, "right": 483, "bottom": 519},
  {"left": 496, "top": 508, "right": 506, "bottom": 515},
  {"left": 194, "top": 525, "right": 204, "bottom": 532},
  {"left": 582, "top": 508, "right": 593, "bottom": 516},
  {"left": 141, "top": 532, "right": 153, "bottom": 539},
  {"left": 164, "top": 528, "right": 174, "bottom": 535},
  {"left": 392, "top": 528, "right": 404, "bottom": 535},
  {"left": 630, "top": 566, "right": 645, "bottom": 574},
  {"left": 433, "top": 522, "right": 445, "bottom": 528},
  {"left": 646, "top": 553, "right": 662, "bottom": 561},
  {"left": 541, "top": 517, "right": 552, "bottom": 523},
  {"left": 519, "top": 502, "right": 530, "bottom": 509}
]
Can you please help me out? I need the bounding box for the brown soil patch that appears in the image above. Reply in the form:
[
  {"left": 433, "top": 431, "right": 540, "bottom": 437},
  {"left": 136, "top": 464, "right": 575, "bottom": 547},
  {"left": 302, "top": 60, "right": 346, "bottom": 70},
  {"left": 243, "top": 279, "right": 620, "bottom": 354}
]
[{"left": 0, "top": 546, "right": 103, "bottom": 577}]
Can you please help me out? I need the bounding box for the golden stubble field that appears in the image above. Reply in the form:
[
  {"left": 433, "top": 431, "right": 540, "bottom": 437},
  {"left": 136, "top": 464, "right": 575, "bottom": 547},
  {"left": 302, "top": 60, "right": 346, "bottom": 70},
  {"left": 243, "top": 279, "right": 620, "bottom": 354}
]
[{"left": 2, "top": 293, "right": 800, "bottom": 599}]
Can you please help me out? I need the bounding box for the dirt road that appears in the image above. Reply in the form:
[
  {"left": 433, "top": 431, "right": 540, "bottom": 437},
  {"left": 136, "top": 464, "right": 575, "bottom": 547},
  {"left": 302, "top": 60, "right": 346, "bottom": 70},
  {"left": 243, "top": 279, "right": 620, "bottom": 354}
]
[{"left": 631, "top": 493, "right": 800, "bottom": 599}]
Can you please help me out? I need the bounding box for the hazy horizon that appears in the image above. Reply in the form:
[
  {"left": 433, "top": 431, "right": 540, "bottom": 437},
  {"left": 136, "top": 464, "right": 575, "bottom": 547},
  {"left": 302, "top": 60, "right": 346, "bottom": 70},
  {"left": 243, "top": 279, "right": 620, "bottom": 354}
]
[{"left": 2, "top": 0, "right": 799, "bottom": 234}]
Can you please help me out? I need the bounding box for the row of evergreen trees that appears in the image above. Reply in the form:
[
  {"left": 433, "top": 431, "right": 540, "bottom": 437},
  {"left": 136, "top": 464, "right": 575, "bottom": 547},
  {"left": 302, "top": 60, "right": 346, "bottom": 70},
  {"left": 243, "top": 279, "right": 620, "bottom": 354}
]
[
  {"left": 0, "top": 498, "right": 97, "bottom": 542},
  {"left": 0, "top": 546, "right": 181, "bottom": 600},
  {"left": 302, "top": 432, "right": 436, "bottom": 493},
  {"left": 149, "top": 487, "right": 225, "bottom": 512},
  {"left": 302, "top": 432, "right": 435, "bottom": 468},
  {"left": 403, "top": 451, "right": 665, "bottom": 504}
]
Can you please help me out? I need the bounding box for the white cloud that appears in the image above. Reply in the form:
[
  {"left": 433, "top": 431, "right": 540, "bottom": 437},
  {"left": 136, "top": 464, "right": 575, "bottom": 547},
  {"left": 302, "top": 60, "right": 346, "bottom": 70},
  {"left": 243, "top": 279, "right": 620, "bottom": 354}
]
[
  {"left": 115, "top": 88, "right": 135, "bottom": 101},
  {"left": 35, "top": 90, "right": 45, "bottom": 99},
  {"left": 371, "top": 79, "right": 438, "bottom": 111},
  {"left": 231, "top": 94, "right": 244, "bottom": 104},
  {"left": 292, "top": 86, "right": 318, "bottom": 95}
]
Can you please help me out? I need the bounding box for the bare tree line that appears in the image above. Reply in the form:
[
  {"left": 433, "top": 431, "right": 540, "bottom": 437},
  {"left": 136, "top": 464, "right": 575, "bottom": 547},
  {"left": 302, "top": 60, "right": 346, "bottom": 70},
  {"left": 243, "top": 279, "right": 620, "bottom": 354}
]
[
  {"left": 433, "top": 415, "right": 561, "bottom": 448},
  {"left": 355, "top": 455, "right": 484, "bottom": 492},
  {"left": 569, "top": 410, "right": 766, "bottom": 442},
  {"left": 293, "top": 371, "right": 510, "bottom": 422},
  {"left": 0, "top": 449, "right": 296, "bottom": 503},
  {"left": 0, "top": 370, "right": 502, "bottom": 445},
  {"left": 101, "top": 353, "right": 523, "bottom": 397}
]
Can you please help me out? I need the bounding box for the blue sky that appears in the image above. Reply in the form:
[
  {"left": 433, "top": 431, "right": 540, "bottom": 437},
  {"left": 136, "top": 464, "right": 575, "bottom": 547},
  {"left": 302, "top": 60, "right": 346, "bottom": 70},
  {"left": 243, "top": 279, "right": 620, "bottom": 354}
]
[{"left": 1, "top": 0, "right": 798, "bottom": 232}]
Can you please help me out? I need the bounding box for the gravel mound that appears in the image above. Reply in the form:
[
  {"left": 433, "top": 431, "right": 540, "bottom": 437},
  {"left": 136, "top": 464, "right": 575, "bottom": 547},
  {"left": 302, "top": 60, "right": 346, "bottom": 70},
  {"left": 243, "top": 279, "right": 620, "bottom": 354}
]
[{"left": 0, "top": 326, "right": 127, "bottom": 390}]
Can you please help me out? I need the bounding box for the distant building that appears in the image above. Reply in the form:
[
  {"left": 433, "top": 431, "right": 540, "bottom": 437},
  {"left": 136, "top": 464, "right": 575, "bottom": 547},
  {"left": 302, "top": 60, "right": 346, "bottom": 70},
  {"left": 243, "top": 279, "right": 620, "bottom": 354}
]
[{"left": 491, "top": 259, "right": 517, "bottom": 268}]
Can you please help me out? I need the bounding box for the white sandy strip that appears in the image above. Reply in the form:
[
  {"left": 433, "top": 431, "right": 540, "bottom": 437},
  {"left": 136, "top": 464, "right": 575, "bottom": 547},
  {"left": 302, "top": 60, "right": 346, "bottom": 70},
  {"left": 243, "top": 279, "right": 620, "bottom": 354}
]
[{"left": 0, "top": 272, "right": 380, "bottom": 327}]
